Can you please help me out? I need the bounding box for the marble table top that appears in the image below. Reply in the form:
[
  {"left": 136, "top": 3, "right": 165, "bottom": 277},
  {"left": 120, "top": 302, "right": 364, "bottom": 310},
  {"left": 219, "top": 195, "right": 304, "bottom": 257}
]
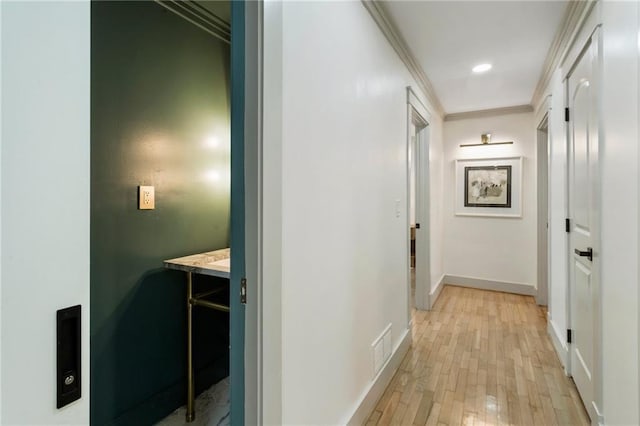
[{"left": 164, "top": 248, "right": 230, "bottom": 279}]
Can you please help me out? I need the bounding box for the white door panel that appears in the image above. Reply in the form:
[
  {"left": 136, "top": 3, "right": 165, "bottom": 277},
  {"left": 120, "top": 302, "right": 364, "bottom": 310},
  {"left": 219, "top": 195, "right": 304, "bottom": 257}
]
[
  {"left": 414, "top": 119, "right": 430, "bottom": 311},
  {"left": 574, "top": 260, "right": 593, "bottom": 376},
  {"left": 407, "top": 98, "right": 430, "bottom": 314},
  {"left": 567, "top": 29, "right": 600, "bottom": 423},
  {"left": 573, "top": 81, "right": 591, "bottom": 231}
]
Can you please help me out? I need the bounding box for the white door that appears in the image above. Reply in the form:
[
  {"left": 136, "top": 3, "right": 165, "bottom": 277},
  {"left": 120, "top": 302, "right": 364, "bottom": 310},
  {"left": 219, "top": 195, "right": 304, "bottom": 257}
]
[
  {"left": 414, "top": 123, "right": 430, "bottom": 311},
  {"left": 537, "top": 119, "right": 549, "bottom": 306},
  {"left": 567, "top": 30, "right": 600, "bottom": 421}
]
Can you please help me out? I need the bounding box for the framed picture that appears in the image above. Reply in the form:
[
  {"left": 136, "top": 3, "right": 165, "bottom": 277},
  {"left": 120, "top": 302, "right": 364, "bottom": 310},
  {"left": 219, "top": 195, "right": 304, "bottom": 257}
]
[
  {"left": 455, "top": 157, "right": 522, "bottom": 217},
  {"left": 464, "top": 165, "right": 511, "bottom": 208}
]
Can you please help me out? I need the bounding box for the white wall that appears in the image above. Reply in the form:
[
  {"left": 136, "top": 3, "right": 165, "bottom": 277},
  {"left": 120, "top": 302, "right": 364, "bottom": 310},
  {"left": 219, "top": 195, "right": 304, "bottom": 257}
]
[
  {"left": 262, "top": 0, "right": 284, "bottom": 423},
  {"left": 599, "top": 1, "right": 639, "bottom": 423},
  {"left": 429, "top": 120, "right": 445, "bottom": 293},
  {"left": 443, "top": 112, "right": 537, "bottom": 289},
  {"left": 262, "top": 1, "right": 444, "bottom": 423},
  {"left": 1, "top": 2, "right": 90, "bottom": 424}
]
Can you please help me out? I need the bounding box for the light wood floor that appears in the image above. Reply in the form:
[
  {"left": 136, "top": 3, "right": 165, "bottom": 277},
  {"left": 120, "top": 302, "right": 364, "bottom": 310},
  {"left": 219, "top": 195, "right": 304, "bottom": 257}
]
[{"left": 365, "top": 285, "right": 590, "bottom": 426}]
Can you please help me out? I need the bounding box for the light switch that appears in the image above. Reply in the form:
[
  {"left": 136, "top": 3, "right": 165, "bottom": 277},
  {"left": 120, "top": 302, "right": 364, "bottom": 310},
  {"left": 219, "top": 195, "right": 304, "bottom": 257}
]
[
  {"left": 395, "top": 199, "right": 401, "bottom": 218},
  {"left": 138, "top": 186, "right": 155, "bottom": 210}
]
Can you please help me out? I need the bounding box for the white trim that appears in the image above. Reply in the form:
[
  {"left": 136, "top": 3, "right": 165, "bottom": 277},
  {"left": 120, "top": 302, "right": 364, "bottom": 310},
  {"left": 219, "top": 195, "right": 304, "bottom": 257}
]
[
  {"left": 406, "top": 87, "right": 431, "bottom": 316},
  {"left": 536, "top": 114, "right": 550, "bottom": 307},
  {"left": 592, "top": 401, "right": 604, "bottom": 426},
  {"left": 429, "top": 275, "right": 445, "bottom": 310},
  {"left": 0, "top": 0, "right": 4, "bottom": 417},
  {"left": 344, "top": 328, "right": 412, "bottom": 426},
  {"left": 0, "top": 1, "right": 3, "bottom": 416},
  {"left": 534, "top": 95, "right": 552, "bottom": 129},
  {"left": 445, "top": 105, "right": 533, "bottom": 122},
  {"left": 444, "top": 274, "right": 536, "bottom": 296},
  {"left": 548, "top": 318, "right": 569, "bottom": 373},
  {"left": 407, "top": 86, "right": 431, "bottom": 124},
  {"left": 405, "top": 106, "right": 413, "bottom": 324},
  {"left": 261, "top": 1, "right": 284, "bottom": 424},
  {"left": 531, "top": 0, "right": 596, "bottom": 109},
  {"left": 361, "top": 0, "right": 444, "bottom": 118}
]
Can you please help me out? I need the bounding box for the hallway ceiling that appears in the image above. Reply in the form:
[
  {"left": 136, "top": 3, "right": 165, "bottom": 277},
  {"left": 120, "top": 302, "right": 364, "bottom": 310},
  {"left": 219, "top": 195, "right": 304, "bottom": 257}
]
[{"left": 381, "top": 0, "right": 569, "bottom": 114}]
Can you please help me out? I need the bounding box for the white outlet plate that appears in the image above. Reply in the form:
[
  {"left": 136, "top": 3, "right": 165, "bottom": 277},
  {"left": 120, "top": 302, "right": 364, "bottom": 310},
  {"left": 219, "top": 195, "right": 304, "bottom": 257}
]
[
  {"left": 383, "top": 329, "right": 392, "bottom": 361},
  {"left": 372, "top": 323, "right": 393, "bottom": 378},
  {"left": 138, "top": 185, "right": 155, "bottom": 210},
  {"left": 373, "top": 340, "right": 384, "bottom": 375}
]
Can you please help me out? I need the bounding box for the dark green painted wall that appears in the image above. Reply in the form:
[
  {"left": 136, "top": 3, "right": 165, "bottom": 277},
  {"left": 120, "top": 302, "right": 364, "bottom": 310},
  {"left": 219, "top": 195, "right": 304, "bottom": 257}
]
[{"left": 91, "top": 2, "right": 231, "bottom": 424}]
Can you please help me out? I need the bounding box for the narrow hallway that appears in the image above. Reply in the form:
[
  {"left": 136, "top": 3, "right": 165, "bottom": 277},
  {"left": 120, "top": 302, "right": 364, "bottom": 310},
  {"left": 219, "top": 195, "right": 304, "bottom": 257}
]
[{"left": 365, "top": 286, "right": 589, "bottom": 425}]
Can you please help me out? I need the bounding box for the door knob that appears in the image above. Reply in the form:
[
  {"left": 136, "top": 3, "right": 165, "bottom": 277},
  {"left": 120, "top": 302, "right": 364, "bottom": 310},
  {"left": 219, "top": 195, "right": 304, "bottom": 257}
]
[{"left": 574, "top": 247, "right": 593, "bottom": 261}]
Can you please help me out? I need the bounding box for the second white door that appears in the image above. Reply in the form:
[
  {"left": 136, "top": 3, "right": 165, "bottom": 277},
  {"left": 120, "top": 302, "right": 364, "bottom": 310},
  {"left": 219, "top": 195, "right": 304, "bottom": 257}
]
[{"left": 567, "top": 29, "right": 600, "bottom": 422}]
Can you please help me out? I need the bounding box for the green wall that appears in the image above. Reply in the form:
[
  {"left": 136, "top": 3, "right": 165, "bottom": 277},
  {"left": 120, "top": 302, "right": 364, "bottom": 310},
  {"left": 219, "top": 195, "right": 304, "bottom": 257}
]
[{"left": 91, "top": 1, "right": 231, "bottom": 424}]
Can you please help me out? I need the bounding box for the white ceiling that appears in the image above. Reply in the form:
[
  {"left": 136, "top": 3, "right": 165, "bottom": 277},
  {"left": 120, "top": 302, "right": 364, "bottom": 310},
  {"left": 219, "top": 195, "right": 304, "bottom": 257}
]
[{"left": 382, "top": 1, "right": 569, "bottom": 114}]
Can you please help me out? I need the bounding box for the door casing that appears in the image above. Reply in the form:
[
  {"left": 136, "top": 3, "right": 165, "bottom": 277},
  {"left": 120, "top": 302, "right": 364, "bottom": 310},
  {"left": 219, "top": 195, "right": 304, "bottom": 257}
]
[
  {"left": 536, "top": 115, "right": 550, "bottom": 306},
  {"left": 564, "top": 27, "right": 602, "bottom": 423},
  {"left": 230, "top": 1, "right": 246, "bottom": 424},
  {"left": 406, "top": 87, "right": 431, "bottom": 318}
]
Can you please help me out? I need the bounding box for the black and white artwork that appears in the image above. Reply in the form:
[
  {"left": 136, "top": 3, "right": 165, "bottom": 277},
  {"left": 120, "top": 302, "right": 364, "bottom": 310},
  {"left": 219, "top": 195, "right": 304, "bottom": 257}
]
[
  {"left": 455, "top": 157, "right": 522, "bottom": 217},
  {"left": 464, "top": 165, "right": 511, "bottom": 208}
]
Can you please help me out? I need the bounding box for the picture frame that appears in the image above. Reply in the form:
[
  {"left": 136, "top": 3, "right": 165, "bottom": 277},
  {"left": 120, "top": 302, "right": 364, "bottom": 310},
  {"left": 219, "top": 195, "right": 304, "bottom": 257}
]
[{"left": 455, "top": 156, "right": 522, "bottom": 217}]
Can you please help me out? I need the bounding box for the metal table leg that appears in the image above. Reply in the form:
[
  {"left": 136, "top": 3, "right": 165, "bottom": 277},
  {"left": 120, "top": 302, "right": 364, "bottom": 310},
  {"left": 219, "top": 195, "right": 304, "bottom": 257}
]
[{"left": 186, "top": 271, "right": 195, "bottom": 422}]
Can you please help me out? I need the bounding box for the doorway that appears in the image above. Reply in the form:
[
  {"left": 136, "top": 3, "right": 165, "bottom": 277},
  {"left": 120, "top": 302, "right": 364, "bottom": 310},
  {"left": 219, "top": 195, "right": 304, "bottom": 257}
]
[
  {"left": 89, "top": 1, "right": 245, "bottom": 424},
  {"left": 566, "top": 28, "right": 601, "bottom": 423},
  {"left": 406, "top": 88, "right": 431, "bottom": 318},
  {"left": 537, "top": 115, "right": 549, "bottom": 306}
]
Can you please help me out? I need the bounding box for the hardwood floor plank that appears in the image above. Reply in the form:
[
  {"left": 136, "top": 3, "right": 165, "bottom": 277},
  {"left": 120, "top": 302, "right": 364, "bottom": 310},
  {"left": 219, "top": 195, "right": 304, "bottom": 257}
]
[
  {"left": 424, "top": 401, "right": 441, "bottom": 426},
  {"left": 363, "top": 285, "right": 589, "bottom": 426},
  {"left": 378, "top": 391, "right": 401, "bottom": 425},
  {"left": 412, "top": 391, "right": 434, "bottom": 426},
  {"left": 365, "top": 410, "right": 382, "bottom": 426},
  {"left": 401, "top": 390, "right": 424, "bottom": 425}
]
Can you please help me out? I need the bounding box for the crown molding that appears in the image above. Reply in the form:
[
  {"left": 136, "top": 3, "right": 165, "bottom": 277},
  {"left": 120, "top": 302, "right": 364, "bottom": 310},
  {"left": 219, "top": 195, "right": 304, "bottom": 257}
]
[
  {"left": 155, "top": 0, "right": 230, "bottom": 44},
  {"left": 444, "top": 104, "right": 533, "bottom": 122},
  {"left": 531, "top": 0, "right": 596, "bottom": 109},
  {"left": 362, "top": 0, "right": 445, "bottom": 118}
]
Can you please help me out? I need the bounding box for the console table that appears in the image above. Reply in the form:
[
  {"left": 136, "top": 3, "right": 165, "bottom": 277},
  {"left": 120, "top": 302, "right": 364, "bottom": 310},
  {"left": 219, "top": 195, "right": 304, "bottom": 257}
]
[{"left": 164, "top": 248, "right": 230, "bottom": 422}]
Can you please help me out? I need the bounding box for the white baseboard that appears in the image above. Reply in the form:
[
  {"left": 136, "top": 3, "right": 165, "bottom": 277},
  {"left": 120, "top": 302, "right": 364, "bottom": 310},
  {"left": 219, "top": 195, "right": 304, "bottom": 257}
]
[
  {"left": 443, "top": 274, "right": 536, "bottom": 296},
  {"left": 592, "top": 401, "right": 604, "bottom": 426},
  {"left": 429, "top": 275, "right": 445, "bottom": 309},
  {"left": 548, "top": 318, "right": 569, "bottom": 373},
  {"left": 345, "top": 328, "right": 412, "bottom": 425}
]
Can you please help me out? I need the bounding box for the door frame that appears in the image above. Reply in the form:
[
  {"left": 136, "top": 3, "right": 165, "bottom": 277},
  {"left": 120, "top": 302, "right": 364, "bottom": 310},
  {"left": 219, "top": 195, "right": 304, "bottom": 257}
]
[
  {"left": 563, "top": 25, "right": 603, "bottom": 423},
  {"left": 230, "top": 1, "right": 246, "bottom": 424},
  {"left": 536, "top": 114, "right": 550, "bottom": 306},
  {"left": 406, "top": 87, "right": 431, "bottom": 320},
  {"left": 241, "top": 0, "right": 262, "bottom": 424}
]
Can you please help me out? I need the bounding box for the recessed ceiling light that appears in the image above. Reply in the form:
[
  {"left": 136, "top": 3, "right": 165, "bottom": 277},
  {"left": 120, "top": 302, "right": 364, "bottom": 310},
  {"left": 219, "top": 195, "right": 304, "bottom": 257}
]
[{"left": 472, "top": 63, "right": 492, "bottom": 73}]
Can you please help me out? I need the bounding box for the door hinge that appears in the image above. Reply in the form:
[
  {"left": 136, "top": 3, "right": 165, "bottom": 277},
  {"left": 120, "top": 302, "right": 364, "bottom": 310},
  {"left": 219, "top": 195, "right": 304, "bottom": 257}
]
[
  {"left": 565, "top": 218, "right": 571, "bottom": 233},
  {"left": 567, "top": 329, "right": 573, "bottom": 344},
  {"left": 240, "top": 278, "right": 247, "bottom": 304},
  {"left": 565, "top": 107, "right": 570, "bottom": 122}
]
